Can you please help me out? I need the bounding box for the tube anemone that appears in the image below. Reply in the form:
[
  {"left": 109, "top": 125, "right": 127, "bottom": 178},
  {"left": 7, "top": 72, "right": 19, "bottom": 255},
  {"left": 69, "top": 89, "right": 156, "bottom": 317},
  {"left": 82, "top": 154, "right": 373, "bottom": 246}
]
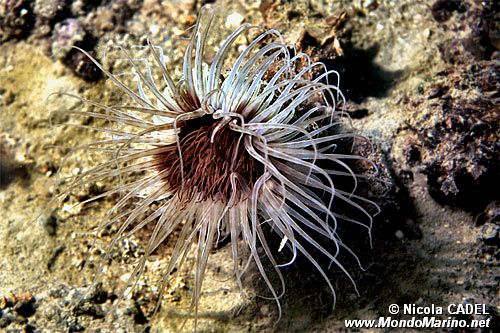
[{"left": 51, "top": 7, "right": 379, "bottom": 326}]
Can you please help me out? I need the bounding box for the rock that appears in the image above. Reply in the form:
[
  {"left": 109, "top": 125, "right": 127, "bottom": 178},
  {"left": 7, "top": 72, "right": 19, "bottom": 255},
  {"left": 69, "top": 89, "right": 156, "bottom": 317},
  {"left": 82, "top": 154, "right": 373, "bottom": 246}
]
[
  {"left": 64, "top": 50, "right": 102, "bottom": 82},
  {"left": 0, "top": 135, "right": 30, "bottom": 189},
  {"left": 38, "top": 212, "right": 58, "bottom": 236},
  {"left": 0, "top": 292, "right": 36, "bottom": 318},
  {"left": 33, "top": 0, "right": 69, "bottom": 36},
  {"left": 0, "top": 89, "right": 16, "bottom": 105},
  {"left": 480, "top": 223, "right": 499, "bottom": 246},
  {"left": 431, "top": 0, "right": 466, "bottom": 23},
  {"left": 70, "top": 0, "right": 99, "bottom": 17},
  {"left": 34, "top": 0, "right": 67, "bottom": 21},
  {"left": 395, "top": 230, "right": 404, "bottom": 240},
  {"left": 49, "top": 18, "right": 102, "bottom": 82},
  {"left": 50, "top": 18, "right": 87, "bottom": 60},
  {"left": 402, "top": 57, "right": 499, "bottom": 212},
  {"left": 0, "top": 0, "right": 35, "bottom": 42}
]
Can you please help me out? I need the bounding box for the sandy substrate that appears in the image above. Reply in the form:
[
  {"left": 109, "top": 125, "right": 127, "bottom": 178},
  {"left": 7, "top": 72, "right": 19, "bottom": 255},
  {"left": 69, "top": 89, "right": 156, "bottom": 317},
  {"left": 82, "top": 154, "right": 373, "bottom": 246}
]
[{"left": 0, "top": 0, "right": 498, "bottom": 332}]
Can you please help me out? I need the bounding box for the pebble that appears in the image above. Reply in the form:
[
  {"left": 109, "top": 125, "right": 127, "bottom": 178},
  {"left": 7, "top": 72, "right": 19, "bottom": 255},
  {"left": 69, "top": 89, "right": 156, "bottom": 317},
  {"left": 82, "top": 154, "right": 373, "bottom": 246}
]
[
  {"left": 395, "top": 230, "right": 404, "bottom": 240},
  {"left": 0, "top": 89, "right": 15, "bottom": 105},
  {"left": 38, "top": 212, "right": 58, "bottom": 236},
  {"left": 225, "top": 12, "right": 244, "bottom": 29}
]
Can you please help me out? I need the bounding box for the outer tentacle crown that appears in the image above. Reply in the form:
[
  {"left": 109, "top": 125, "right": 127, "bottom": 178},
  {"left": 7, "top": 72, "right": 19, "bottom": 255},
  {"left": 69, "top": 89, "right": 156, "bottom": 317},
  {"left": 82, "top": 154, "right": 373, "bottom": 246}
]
[{"left": 54, "top": 7, "right": 380, "bottom": 324}]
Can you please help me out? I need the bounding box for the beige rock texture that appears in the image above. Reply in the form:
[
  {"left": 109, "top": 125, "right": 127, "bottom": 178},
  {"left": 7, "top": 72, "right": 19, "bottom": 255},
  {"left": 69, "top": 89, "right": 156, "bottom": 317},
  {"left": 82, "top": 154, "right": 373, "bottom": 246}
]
[{"left": 0, "top": 0, "right": 498, "bottom": 332}]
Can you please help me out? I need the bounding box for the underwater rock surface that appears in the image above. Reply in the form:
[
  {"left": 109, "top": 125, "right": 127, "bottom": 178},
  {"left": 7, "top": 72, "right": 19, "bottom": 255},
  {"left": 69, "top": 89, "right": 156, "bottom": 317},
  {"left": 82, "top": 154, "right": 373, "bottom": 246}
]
[{"left": 0, "top": 0, "right": 498, "bottom": 332}]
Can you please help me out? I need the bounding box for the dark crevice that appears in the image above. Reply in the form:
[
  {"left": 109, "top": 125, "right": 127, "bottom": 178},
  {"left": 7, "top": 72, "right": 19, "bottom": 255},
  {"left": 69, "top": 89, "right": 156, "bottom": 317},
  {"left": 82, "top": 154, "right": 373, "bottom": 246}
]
[{"left": 322, "top": 44, "right": 403, "bottom": 103}]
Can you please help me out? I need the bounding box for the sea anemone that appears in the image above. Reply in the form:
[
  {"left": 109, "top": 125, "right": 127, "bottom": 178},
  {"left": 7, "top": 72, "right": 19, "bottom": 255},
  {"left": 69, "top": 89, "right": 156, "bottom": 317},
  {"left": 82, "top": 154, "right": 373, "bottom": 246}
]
[{"left": 50, "top": 6, "right": 379, "bottom": 327}]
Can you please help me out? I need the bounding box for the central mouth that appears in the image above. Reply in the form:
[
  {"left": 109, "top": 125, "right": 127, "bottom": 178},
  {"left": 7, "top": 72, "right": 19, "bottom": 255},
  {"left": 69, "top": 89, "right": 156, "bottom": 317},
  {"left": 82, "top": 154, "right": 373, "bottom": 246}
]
[{"left": 155, "top": 114, "right": 264, "bottom": 204}]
